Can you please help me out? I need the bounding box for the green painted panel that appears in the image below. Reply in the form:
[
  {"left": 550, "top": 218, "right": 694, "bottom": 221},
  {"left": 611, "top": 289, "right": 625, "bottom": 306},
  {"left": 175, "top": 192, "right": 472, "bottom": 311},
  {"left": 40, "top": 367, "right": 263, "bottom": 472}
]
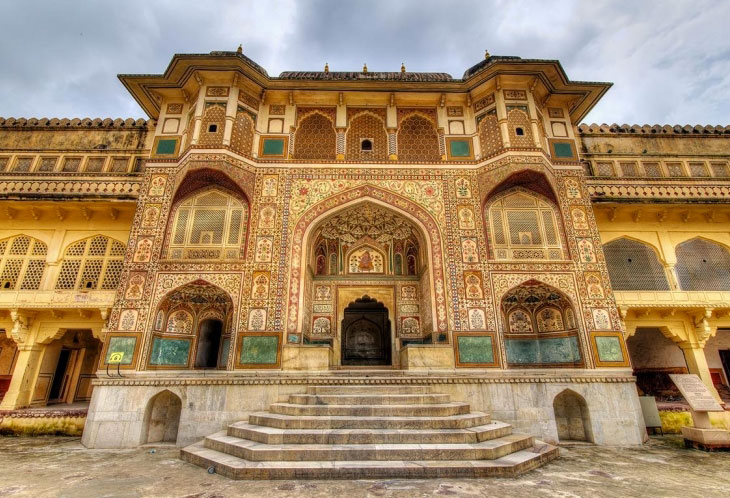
[
  {"left": 156, "top": 139, "right": 178, "bottom": 155},
  {"left": 506, "top": 336, "right": 581, "bottom": 365},
  {"left": 105, "top": 336, "right": 136, "bottom": 365},
  {"left": 240, "top": 335, "right": 279, "bottom": 364},
  {"left": 457, "top": 335, "right": 494, "bottom": 364},
  {"left": 595, "top": 336, "right": 624, "bottom": 362},
  {"left": 149, "top": 337, "right": 190, "bottom": 366},
  {"left": 262, "top": 138, "right": 285, "bottom": 156},
  {"left": 553, "top": 142, "right": 574, "bottom": 158},
  {"left": 450, "top": 140, "right": 471, "bottom": 157},
  {"left": 220, "top": 337, "right": 231, "bottom": 367}
]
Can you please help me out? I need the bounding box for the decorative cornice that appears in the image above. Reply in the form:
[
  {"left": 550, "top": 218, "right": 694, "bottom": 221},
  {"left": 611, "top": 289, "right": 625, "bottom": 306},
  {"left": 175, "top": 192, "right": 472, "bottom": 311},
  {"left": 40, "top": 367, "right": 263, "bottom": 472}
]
[
  {"left": 578, "top": 123, "right": 730, "bottom": 136},
  {"left": 92, "top": 373, "right": 636, "bottom": 387},
  {"left": 587, "top": 181, "right": 730, "bottom": 201},
  {"left": 0, "top": 178, "right": 141, "bottom": 198},
  {"left": 0, "top": 117, "right": 149, "bottom": 130}
]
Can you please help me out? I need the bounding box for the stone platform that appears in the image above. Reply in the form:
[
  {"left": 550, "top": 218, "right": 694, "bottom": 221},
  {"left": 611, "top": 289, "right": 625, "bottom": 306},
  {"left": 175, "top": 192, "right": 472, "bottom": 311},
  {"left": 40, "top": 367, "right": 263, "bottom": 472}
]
[{"left": 181, "top": 385, "right": 559, "bottom": 479}]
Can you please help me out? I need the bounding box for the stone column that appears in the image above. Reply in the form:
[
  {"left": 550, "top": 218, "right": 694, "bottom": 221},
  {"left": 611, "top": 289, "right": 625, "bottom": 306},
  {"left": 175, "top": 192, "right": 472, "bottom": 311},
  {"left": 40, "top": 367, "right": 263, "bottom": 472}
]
[
  {"left": 495, "top": 89, "right": 511, "bottom": 149},
  {"left": 0, "top": 343, "right": 44, "bottom": 409},
  {"left": 222, "top": 86, "right": 239, "bottom": 147},
  {"left": 387, "top": 129, "right": 398, "bottom": 160},
  {"left": 336, "top": 128, "right": 346, "bottom": 160},
  {"left": 679, "top": 341, "right": 722, "bottom": 402},
  {"left": 190, "top": 88, "right": 206, "bottom": 146}
]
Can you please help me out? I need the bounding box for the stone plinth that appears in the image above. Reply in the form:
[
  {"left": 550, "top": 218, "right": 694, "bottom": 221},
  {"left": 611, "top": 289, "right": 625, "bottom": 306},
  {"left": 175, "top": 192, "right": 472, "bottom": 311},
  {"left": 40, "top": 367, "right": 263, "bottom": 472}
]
[
  {"left": 399, "top": 344, "right": 455, "bottom": 370},
  {"left": 281, "top": 345, "right": 331, "bottom": 371},
  {"left": 682, "top": 427, "right": 730, "bottom": 451}
]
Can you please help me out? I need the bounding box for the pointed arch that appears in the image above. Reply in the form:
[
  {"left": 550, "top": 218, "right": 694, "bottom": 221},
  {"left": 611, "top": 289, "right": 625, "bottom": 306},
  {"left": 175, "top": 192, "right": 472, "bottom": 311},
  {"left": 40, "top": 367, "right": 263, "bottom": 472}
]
[
  {"left": 148, "top": 279, "right": 234, "bottom": 370},
  {"left": 484, "top": 186, "right": 567, "bottom": 261},
  {"left": 0, "top": 234, "right": 48, "bottom": 290},
  {"left": 288, "top": 185, "right": 447, "bottom": 337},
  {"left": 55, "top": 235, "right": 126, "bottom": 290},
  {"left": 603, "top": 237, "right": 670, "bottom": 291},
  {"left": 675, "top": 237, "right": 730, "bottom": 291},
  {"left": 164, "top": 182, "right": 249, "bottom": 261},
  {"left": 397, "top": 113, "right": 441, "bottom": 162},
  {"left": 500, "top": 279, "right": 583, "bottom": 368},
  {"left": 346, "top": 110, "right": 389, "bottom": 161},
  {"left": 294, "top": 111, "right": 336, "bottom": 160}
]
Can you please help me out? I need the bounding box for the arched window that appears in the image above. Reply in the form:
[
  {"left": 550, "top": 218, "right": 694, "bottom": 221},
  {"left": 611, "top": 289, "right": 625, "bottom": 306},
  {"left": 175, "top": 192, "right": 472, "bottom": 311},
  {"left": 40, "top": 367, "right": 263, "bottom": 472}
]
[
  {"left": 603, "top": 238, "right": 670, "bottom": 290},
  {"left": 55, "top": 236, "right": 125, "bottom": 290},
  {"left": 486, "top": 189, "right": 564, "bottom": 260},
  {"left": 0, "top": 235, "right": 47, "bottom": 290},
  {"left": 676, "top": 238, "right": 730, "bottom": 291},
  {"left": 501, "top": 280, "right": 582, "bottom": 368},
  {"left": 168, "top": 188, "right": 248, "bottom": 260}
]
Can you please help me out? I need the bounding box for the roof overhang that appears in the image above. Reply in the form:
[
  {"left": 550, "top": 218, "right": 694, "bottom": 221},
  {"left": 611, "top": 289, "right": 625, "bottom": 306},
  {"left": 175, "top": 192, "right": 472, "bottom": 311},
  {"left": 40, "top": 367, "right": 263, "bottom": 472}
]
[{"left": 119, "top": 52, "right": 611, "bottom": 122}]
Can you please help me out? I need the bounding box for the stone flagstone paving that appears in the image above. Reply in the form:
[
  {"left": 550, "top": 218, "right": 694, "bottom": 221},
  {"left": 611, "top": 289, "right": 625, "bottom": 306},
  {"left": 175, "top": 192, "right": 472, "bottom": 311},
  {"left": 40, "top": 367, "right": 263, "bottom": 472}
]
[{"left": 0, "top": 436, "right": 728, "bottom": 497}]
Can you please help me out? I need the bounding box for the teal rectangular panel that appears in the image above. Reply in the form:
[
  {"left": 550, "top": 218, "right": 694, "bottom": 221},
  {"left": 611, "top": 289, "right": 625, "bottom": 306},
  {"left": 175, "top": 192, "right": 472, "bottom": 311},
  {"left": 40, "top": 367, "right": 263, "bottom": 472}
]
[
  {"left": 105, "top": 336, "right": 136, "bottom": 365},
  {"left": 595, "top": 336, "right": 624, "bottom": 362},
  {"left": 156, "top": 139, "right": 178, "bottom": 155},
  {"left": 220, "top": 337, "right": 231, "bottom": 367},
  {"left": 457, "top": 335, "right": 494, "bottom": 364},
  {"left": 449, "top": 140, "right": 471, "bottom": 157},
  {"left": 506, "top": 336, "right": 581, "bottom": 365},
  {"left": 149, "top": 337, "right": 190, "bottom": 366},
  {"left": 262, "top": 138, "right": 285, "bottom": 156},
  {"left": 240, "top": 335, "right": 279, "bottom": 364},
  {"left": 553, "top": 142, "right": 574, "bottom": 158}
]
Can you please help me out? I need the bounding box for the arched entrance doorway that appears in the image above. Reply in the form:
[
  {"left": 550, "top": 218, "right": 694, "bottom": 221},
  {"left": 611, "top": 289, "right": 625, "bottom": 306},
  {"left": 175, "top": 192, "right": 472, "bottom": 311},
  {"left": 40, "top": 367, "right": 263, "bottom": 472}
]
[
  {"left": 341, "top": 296, "right": 391, "bottom": 366},
  {"left": 298, "top": 199, "right": 438, "bottom": 367}
]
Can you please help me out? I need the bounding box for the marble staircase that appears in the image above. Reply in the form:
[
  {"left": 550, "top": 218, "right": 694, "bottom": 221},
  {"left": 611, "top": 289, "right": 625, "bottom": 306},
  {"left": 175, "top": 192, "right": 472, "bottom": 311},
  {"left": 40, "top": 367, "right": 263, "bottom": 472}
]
[{"left": 181, "top": 385, "right": 559, "bottom": 479}]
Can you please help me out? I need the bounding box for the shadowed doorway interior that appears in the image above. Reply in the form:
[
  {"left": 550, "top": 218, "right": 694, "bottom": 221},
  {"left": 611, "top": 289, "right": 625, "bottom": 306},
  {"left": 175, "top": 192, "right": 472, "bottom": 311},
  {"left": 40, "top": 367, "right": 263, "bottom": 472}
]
[{"left": 341, "top": 296, "right": 391, "bottom": 366}]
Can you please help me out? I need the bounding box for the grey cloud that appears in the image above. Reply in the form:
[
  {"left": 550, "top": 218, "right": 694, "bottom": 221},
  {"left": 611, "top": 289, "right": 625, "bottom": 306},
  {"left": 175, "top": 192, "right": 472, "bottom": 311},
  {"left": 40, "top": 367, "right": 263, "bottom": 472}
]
[{"left": 0, "top": 0, "right": 728, "bottom": 124}]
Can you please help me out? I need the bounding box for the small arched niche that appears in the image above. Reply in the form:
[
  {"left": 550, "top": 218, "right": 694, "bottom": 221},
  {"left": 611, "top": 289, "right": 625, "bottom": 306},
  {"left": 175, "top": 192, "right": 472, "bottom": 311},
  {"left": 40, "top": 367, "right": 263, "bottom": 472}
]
[
  {"left": 553, "top": 389, "right": 593, "bottom": 443},
  {"left": 143, "top": 390, "right": 182, "bottom": 444}
]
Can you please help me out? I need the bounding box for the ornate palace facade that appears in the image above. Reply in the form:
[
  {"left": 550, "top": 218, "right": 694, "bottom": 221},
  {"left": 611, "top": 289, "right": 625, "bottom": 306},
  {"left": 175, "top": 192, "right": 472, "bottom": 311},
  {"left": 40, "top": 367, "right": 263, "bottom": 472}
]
[{"left": 0, "top": 50, "right": 728, "bottom": 452}]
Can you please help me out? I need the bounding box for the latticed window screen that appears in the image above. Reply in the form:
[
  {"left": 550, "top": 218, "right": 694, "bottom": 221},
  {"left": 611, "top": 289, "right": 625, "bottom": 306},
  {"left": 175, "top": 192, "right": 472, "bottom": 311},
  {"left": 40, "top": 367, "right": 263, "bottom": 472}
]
[
  {"left": 676, "top": 239, "right": 730, "bottom": 291},
  {"left": 109, "top": 158, "right": 129, "bottom": 173},
  {"left": 666, "top": 162, "right": 685, "bottom": 177},
  {"left": 0, "top": 157, "right": 9, "bottom": 172},
  {"left": 37, "top": 157, "right": 58, "bottom": 172},
  {"left": 595, "top": 162, "right": 615, "bottom": 176},
  {"left": 0, "top": 235, "right": 48, "bottom": 290},
  {"left": 55, "top": 235, "right": 126, "bottom": 290},
  {"left": 168, "top": 189, "right": 248, "bottom": 260},
  {"left": 13, "top": 157, "right": 33, "bottom": 172},
  {"left": 487, "top": 190, "right": 563, "bottom": 260},
  {"left": 84, "top": 157, "right": 106, "bottom": 172},
  {"left": 62, "top": 158, "right": 81, "bottom": 172},
  {"left": 711, "top": 162, "right": 730, "bottom": 178},
  {"left": 603, "top": 238, "right": 670, "bottom": 291},
  {"left": 688, "top": 162, "right": 709, "bottom": 177},
  {"left": 642, "top": 162, "right": 663, "bottom": 178},
  {"left": 620, "top": 162, "right": 640, "bottom": 177}
]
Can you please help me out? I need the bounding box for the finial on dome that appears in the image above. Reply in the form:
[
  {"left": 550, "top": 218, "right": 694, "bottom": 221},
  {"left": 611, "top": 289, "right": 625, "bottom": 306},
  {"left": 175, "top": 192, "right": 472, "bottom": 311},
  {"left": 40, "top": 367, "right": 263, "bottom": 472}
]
[
  {"left": 401, "top": 62, "right": 406, "bottom": 73},
  {"left": 484, "top": 49, "right": 490, "bottom": 59},
  {"left": 362, "top": 63, "right": 368, "bottom": 73},
  {"left": 237, "top": 44, "right": 243, "bottom": 54},
  {"left": 324, "top": 62, "right": 329, "bottom": 73}
]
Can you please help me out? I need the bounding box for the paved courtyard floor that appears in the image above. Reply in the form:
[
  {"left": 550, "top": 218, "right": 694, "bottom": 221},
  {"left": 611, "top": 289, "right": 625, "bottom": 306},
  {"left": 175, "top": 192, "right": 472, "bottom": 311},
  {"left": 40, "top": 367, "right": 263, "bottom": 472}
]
[{"left": 0, "top": 436, "right": 727, "bottom": 497}]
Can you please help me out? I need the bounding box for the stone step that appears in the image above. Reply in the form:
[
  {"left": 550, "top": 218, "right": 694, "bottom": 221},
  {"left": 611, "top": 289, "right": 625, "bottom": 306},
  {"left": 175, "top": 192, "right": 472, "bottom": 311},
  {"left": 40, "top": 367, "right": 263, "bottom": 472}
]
[
  {"left": 228, "top": 421, "right": 513, "bottom": 445},
  {"left": 306, "top": 385, "right": 432, "bottom": 395},
  {"left": 288, "top": 393, "right": 452, "bottom": 405},
  {"left": 204, "top": 431, "right": 534, "bottom": 462},
  {"left": 248, "top": 411, "right": 491, "bottom": 430},
  {"left": 268, "top": 401, "right": 470, "bottom": 417},
  {"left": 181, "top": 441, "right": 560, "bottom": 479}
]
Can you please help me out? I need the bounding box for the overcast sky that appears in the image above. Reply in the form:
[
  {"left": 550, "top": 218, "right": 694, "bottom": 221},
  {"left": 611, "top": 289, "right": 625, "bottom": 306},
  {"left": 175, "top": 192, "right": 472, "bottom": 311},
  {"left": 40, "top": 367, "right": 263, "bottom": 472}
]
[{"left": 1, "top": 1, "right": 728, "bottom": 125}]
